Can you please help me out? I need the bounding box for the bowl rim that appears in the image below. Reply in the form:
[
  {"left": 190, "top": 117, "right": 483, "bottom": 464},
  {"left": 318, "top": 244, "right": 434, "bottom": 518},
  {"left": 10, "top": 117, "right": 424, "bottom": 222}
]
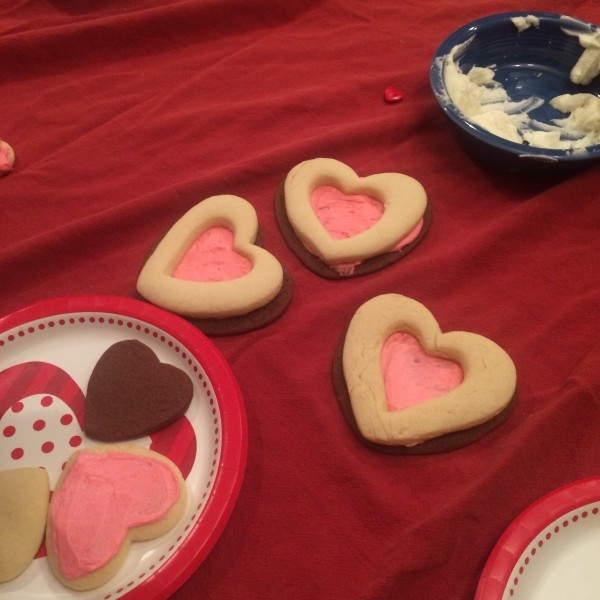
[{"left": 430, "top": 11, "right": 600, "bottom": 163}]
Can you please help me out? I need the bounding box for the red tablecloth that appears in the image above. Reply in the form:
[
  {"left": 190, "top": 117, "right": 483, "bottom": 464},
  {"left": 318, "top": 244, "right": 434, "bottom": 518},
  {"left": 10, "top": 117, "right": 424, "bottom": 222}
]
[{"left": 1, "top": 1, "right": 599, "bottom": 599}]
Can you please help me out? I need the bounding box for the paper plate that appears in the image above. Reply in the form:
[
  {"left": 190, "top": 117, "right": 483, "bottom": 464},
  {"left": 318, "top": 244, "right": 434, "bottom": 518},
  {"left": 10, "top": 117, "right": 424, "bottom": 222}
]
[
  {"left": 0, "top": 295, "right": 247, "bottom": 599},
  {"left": 476, "top": 476, "right": 600, "bottom": 599}
]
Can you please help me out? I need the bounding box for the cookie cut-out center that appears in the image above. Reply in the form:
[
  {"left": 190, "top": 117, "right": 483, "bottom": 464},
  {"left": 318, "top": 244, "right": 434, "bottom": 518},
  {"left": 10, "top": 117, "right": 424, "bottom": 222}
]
[
  {"left": 310, "top": 185, "right": 384, "bottom": 240},
  {"left": 173, "top": 226, "right": 252, "bottom": 282},
  {"left": 382, "top": 332, "right": 463, "bottom": 411}
]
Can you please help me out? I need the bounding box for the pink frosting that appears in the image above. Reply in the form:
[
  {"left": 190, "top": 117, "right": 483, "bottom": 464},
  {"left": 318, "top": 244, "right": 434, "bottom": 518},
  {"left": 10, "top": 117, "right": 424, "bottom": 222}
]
[
  {"left": 173, "top": 226, "right": 252, "bottom": 282},
  {"left": 311, "top": 185, "right": 384, "bottom": 239},
  {"left": 382, "top": 332, "right": 463, "bottom": 411},
  {"left": 309, "top": 185, "right": 423, "bottom": 275},
  {"left": 50, "top": 451, "right": 181, "bottom": 580}
]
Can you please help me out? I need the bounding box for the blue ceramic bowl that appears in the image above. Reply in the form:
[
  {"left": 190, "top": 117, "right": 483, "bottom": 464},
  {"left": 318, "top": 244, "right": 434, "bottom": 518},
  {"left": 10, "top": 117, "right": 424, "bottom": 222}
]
[{"left": 430, "top": 12, "right": 600, "bottom": 174}]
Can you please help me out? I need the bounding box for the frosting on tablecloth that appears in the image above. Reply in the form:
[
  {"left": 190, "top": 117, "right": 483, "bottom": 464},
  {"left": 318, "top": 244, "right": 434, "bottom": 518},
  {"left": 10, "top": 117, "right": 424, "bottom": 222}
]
[
  {"left": 173, "top": 226, "right": 252, "bottom": 282},
  {"left": 382, "top": 332, "right": 463, "bottom": 411},
  {"left": 50, "top": 451, "right": 180, "bottom": 579}
]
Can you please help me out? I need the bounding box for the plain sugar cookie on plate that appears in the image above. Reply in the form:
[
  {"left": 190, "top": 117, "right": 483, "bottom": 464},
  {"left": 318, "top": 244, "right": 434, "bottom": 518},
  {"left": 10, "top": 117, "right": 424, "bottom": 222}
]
[
  {"left": 275, "top": 158, "right": 431, "bottom": 278},
  {"left": 333, "top": 294, "right": 517, "bottom": 453},
  {"left": 0, "top": 467, "right": 50, "bottom": 583},
  {"left": 137, "top": 194, "right": 292, "bottom": 335}
]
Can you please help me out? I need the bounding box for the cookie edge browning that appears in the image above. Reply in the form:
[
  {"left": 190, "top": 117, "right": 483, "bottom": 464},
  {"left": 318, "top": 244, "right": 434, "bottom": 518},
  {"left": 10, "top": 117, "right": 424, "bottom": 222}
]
[
  {"left": 186, "top": 266, "right": 293, "bottom": 336},
  {"left": 45, "top": 445, "right": 187, "bottom": 591},
  {"left": 274, "top": 182, "right": 431, "bottom": 279}
]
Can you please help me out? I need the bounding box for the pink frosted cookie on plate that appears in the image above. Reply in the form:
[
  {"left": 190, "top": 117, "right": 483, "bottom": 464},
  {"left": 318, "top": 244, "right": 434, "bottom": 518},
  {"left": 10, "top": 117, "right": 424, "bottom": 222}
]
[
  {"left": 275, "top": 158, "right": 430, "bottom": 278},
  {"left": 46, "top": 445, "right": 187, "bottom": 591},
  {"left": 137, "top": 194, "right": 292, "bottom": 335},
  {"left": 334, "top": 294, "right": 517, "bottom": 453}
]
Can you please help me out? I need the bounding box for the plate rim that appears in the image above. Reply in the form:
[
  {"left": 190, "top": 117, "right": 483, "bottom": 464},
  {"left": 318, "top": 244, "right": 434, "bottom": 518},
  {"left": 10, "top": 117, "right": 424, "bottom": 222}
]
[
  {"left": 475, "top": 476, "right": 600, "bottom": 599},
  {"left": 0, "top": 294, "right": 248, "bottom": 600}
]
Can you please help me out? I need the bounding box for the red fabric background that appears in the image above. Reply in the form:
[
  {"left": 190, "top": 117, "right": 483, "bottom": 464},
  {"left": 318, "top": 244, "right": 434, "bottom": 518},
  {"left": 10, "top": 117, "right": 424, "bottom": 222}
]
[{"left": 1, "top": 1, "right": 599, "bottom": 598}]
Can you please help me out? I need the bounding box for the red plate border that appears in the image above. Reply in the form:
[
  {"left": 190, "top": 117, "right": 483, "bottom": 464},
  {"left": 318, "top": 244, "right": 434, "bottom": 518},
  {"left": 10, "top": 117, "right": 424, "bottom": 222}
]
[
  {"left": 475, "top": 476, "right": 600, "bottom": 599},
  {"left": 0, "top": 295, "right": 248, "bottom": 600}
]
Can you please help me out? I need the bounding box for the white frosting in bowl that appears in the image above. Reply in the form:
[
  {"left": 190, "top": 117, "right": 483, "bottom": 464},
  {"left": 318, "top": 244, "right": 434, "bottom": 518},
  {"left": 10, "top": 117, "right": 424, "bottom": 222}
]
[{"left": 441, "top": 19, "right": 600, "bottom": 152}]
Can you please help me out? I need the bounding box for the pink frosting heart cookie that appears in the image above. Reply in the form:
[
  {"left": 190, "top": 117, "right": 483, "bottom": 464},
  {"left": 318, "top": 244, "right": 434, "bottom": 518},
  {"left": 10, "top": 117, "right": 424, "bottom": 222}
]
[
  {"left": 137, "top": 194, "right": 292, "bottom": 335},
  {"left": 335, "top": 294, "right": 517, "bottom": 452},
  {"left": 275, "top": 158, "right": 430, "bottom": 278},
  {"left": 46, "top": 445, "right": 187, "bottom": 591}
]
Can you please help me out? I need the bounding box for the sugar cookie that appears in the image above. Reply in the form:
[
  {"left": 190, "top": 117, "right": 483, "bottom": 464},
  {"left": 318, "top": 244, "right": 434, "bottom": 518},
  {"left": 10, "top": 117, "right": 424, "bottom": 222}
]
[
  {"left": 0, "top": 467, "right": 50, "bottom": 583},
  {"left": 334, "top": 294, "right": 516, "bottom": 452},
  {"left": 275, "top": 158, "right": 430, "bottom": 278},
  {"left": 137, "top": 195, "right": 292, "bottom": 335}
]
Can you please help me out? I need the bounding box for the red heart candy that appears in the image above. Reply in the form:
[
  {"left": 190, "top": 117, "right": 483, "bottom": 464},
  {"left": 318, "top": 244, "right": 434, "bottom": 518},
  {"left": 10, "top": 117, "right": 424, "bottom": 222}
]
[{"left": 384, "top": 86, "right": 404, "bottom": 103}]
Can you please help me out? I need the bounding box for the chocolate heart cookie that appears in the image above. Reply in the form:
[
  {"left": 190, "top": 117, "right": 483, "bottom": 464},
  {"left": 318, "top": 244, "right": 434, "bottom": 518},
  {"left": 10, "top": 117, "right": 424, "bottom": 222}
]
[{"left": 84, "top": 340, "right": 193, "bottom": 442}]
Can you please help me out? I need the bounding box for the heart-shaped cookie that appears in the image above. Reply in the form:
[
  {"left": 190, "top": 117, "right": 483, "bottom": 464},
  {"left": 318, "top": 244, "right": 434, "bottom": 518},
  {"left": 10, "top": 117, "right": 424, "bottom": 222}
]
[
  {"left": 275, "top": 158, "right": 429, "bottom": 278},
  {"left": 137, "top": 195, "right": 291, "bottom": 334},
  {"left": 337, "top": 294, "right": 516, "bottom": 452},
  {"left": 46, "top": 445, "right": 186, "bottom": 591},
  {"left": 0, "top": 467, "right": 50, "bottom": 583},
  {"left": 84, "top": 340, "right": 193, "bottom": 442}
]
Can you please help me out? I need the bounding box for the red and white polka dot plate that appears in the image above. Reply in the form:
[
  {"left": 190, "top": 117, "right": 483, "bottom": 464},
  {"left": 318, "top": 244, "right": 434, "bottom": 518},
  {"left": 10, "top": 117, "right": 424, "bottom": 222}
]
[
  {"left": 476, "top": 477, "right": 600, "bottom": 600},
  {"left": 0, "top": 295, "right": 247, "bottom": 600}
]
